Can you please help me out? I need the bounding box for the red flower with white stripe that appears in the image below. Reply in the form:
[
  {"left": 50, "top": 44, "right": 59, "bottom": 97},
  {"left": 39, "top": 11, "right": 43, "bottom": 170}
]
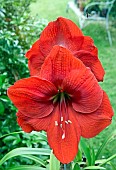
[{"left": 8, "top": 46, "right": 113, "bottom": 163}]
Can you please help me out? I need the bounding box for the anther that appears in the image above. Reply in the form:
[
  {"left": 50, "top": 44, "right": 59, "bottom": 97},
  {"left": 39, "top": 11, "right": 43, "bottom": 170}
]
[
  {"left": 65, "top": 121, "right": 68, "bottom": 124},
  {"left": 60, "top": 124, "right": 63, "bottom": 128},
  {"left": 61, "top": 116, "right": 63, "bottom": 122},
  {"left": 55, "top": 121, "right": 58, "bottom": 126},
  {"left": 68, "top": 120, "right": 72, "bottom": 124}
]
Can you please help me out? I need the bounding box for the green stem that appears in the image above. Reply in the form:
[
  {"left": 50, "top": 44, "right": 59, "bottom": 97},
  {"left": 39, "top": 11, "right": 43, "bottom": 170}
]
[
  {"left": 64, "top": 164, "right": 66, "bottom": 170},
  {"left": 100, "top": 154, "right": 116, "bottom": 166}
]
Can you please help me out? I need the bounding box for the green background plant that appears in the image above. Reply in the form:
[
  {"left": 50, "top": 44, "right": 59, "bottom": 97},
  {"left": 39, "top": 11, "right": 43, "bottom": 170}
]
[{"left": 0, "top": 0, "right": 48, "bottom": 169}]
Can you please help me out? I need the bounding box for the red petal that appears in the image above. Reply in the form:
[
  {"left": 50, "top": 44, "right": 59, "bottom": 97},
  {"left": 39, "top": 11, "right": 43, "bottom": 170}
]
[
  {"left": 17, "top": 112, "right": 33, "bottom": 133},
  {"left": 63, "top": 68, "right": 103, "bottom": 113},
  {"left": 47, "top": 105, "right": 81, "bottom": 164},
  {"left": 26, "top": 40, "right": 45, "bottom": 76},
  {"left": 76, "top": 91, "right": 114, "bottom": 138},
  {"left": 91, "top": 59, "right": 105, "bottom": 82},
  {"left": 80, "top": 36, "right": 98, "bottom": 56},
  {"left": 28, "top": 53, "right": 44, "bottom": 76},
  {"left": 57, "top": 17, "right": 83, "bottom": 36},
  {"left": 39, "top": 36, "right": 84, "bottom": 58},
  {"left": 39, "top": 17, "right": 83, "bottom": 54},
  {"left": 75, "top": 50, "right": 105, "bottom": 81},
  {"left": 7, "top": 77, "right": 57, "bottom": 118},
  {"left": 17, "top": 111, "right": 52, "bottom": 133},
  {"left": 26, "top": 17, "right": 83, "bottom": 75},
  {"left": 40, "top": 45, "right": 85, "bottom": 86},
  {"left": 40, "top": 17, "right": 83, "bottom": 42},
  {"left": 26, "top": 40, "right": 40, "bottom": 59}
]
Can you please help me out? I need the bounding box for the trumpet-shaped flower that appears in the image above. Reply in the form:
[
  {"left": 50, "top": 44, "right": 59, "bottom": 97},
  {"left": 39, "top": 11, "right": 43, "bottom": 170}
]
[
  {"left": 26, "top": 17, "right": 105, "bottom": 81},
  {"left": 8, "top": 46, "right": 113, "bottom": 163}
]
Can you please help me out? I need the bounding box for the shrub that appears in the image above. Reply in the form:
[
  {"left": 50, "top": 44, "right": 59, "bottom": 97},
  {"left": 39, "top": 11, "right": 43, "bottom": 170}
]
[{"left": 0, "top": 0, "right": 48, "bottom": 167}]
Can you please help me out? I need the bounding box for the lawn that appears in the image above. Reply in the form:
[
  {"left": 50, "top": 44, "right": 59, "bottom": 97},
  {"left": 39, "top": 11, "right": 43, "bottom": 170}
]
[
  {"left": 30, "top": 0, "right": 116, "bottom": 168},
  {"left": 30, "top": 0, "right": 73, "bottom": 21}
]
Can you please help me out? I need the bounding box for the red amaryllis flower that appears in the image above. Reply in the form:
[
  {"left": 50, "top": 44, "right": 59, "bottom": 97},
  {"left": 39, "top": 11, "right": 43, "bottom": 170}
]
[
  {"left": 8, "top": 46, "right": 113, "bottom": 164},
  {"left": 26, "top": 17, "right": 105, "bottom": 81}
]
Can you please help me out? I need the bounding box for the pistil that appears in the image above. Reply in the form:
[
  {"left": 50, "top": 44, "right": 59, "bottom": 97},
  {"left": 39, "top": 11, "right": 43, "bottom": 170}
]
[{"left": 53, "top": 88, "right": 72, "bottom": 139}]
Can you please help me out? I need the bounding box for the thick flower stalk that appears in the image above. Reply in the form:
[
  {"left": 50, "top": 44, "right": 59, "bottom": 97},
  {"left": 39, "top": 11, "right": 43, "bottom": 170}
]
[
  {"left": 26, "top": 17, "right": 105, "bottom": 81},
  {"left": 8, "top": 46, "right": 114, "bottom": 164}
]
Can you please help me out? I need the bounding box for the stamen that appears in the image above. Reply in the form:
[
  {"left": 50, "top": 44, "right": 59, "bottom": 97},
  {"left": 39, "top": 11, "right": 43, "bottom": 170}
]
[
  {"left": 61, "top": 116, "right": 63, "bottom": 122},
  {"left": 55, "top": 121, "right": 58, "bottom": 126},
  {"left": 65, "top": 121, "right": 68, "bottom": 124},
  {"left": 62, "top": 131, "right": 65, "bottom": 139},
  {"left": 60, "top": 124, "right": 63, "bottom": 128},
  {"left": 68, "top": 120, "right": 72, "bottom": 124}
]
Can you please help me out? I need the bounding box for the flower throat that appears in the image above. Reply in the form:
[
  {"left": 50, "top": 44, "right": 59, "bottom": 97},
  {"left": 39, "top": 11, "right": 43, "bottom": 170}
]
[{"left": 52, "top": 88, "right": 72, "bottom": 139}]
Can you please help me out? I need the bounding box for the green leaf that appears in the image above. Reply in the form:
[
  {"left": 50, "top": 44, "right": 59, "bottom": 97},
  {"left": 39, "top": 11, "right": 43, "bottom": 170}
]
[
  {"left": 91, "top": 147, "right": 95, "bottom": 165},
  {"left": 99, "top": 154, "right": 116, "bottom": 166},
  {"left": 8, "top": 165, "right": 46, "bottom": 170},
  {"left": 0, "top": 101, "right": 5, "bottom": 115},
  {"left": 74, "top": 148, "right": 82, "bottom": 162},
  {"left": 0, "top": 95, "right": 10, "bottom": 103},
  {"left": 21, "top": 155, "right": 46, "bottom": 167},
  {"left": 0, "top": 77, "right": 3, "bottom": 87},
  {"left": 80, "top": 138, "right": 91, "bottom": 166},
  {"left": 0, "top": 147, "right": 51, "bottom": 166},
  {"left": 50, "top": 150, "right": 60, "bottom": 170},
  {"left": 73, "top": 163, "right": 80, "bottom": 170},
  {"left": 95, "top": 159, "right": 107, "bottom": 164},
  {"left": 3, "top": 135, "right": 16, "bottom": 142},
  {"left": 109, "top": 162, "right": 116, "bottom": 170},
  {"left": 0, "top": 74, "right": 6, "bottom": 87},
  {"left": 95, "top": 130, "right": 116, "bottom": 159},
  {"left": 84, "top": 166, "right": 106, "bottom": 169},
  {"left": 34, "top": 131, "right": 47, "bottom": 142},
  {"left": 0, "top": 131, "right": 23, "bottom": 139}
]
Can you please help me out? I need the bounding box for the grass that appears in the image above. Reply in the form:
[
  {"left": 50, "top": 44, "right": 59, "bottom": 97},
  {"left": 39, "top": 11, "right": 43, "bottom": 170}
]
[
  {"left": 30, "top": 0, "right": 76, "bottom": 21},
  {"left": 30, "top": 0, "right": 116, "bottom": 168}
]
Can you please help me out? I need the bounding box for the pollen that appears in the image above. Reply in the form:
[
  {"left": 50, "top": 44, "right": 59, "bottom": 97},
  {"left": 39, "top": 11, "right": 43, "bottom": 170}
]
[
  {"left": 68, "top": 120, "right": 72, "bottom": 124},
  {"left": 65, "top": 120, "right": 68, "bottom": 124},
  {"left": 55, "top": 121, "right": 58, "bottom": 126},
  {"left": 65, "top": 120, "right": 72, "bottom": 124},
  {"left": 61, "top": 116, "right": 63, "bottom": 122},
  {"left": 60, "top": 124, "right": 63, "bottom": 128}
]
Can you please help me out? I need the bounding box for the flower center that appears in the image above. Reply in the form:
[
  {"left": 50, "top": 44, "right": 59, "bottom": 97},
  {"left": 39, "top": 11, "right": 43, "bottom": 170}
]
[
  {"left": 52, "top": 88, "right": 72, "bottom": 140},
  {"left": 52, "top": 88, "right": 70, "bottom": 103}
]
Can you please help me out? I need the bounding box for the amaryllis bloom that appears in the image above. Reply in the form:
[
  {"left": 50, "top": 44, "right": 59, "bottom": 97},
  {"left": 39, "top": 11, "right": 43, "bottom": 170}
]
[
  {"left": 8, "top": 46, "right": 113, "bottom": 164},
  {"left": 26, "top": 17, "right": 105, "bottom": 81}
]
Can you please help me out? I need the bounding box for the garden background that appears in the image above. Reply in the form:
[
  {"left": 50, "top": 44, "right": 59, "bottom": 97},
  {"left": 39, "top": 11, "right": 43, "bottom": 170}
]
[{"left": 0, "top": 0, "right": 116, "bottom": 169}]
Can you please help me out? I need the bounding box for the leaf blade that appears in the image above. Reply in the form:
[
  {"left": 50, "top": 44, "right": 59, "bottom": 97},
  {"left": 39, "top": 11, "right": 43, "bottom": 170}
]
[
  {"left": 50, "top": 150, "right": 60, "bottom": 170},
  {"left": 21, "top": 155, "right": 46, "bottom": 167},
  {"left": 0, "top": 147, "right": 51, "bottom": 166},
  {"left": 73, "top": 163, "right": 81, "bottom": 170},
  {"left": 8, "top": 165, "right": 46, "bottom": 170},
  {"left": 80, "top": 138, "right": 91, "bottom": 166},
  {"left": 99, "top": 154, "right": 116, "bottom": 166},
  {"left": 95, "top": 130, "right": 116, "bottom": 159},
  {"left": 84, "top": 166, "right": 106, "bottom": 169}
]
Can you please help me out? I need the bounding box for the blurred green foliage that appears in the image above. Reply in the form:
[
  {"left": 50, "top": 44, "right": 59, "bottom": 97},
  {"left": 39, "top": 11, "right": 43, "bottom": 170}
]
[
  {"left": 88, "top": 0, "right": 116, "bottom": 19},
  {"left": 0, "top": 0, "right": 48, "bottom": 168}
]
